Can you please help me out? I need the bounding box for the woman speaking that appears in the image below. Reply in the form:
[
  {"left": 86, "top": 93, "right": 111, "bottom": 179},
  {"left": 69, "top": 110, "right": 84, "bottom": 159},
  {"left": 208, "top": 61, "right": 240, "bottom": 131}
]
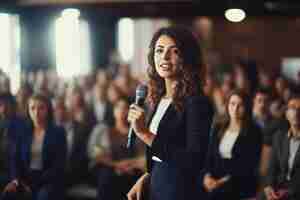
[{"left": 127, "top": 26, "right": 214, "bottom": 200}]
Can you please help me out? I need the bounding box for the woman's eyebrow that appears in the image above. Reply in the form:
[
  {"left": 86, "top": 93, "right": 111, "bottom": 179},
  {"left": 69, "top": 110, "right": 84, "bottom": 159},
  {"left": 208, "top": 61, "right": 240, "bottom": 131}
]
[{"left": 155, "top": 44, "right": 177, "bottom": 49}]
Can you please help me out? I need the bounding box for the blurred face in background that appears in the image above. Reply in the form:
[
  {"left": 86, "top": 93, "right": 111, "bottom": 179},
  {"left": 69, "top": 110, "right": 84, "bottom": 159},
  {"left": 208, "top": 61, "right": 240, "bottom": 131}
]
[
  {"left": 94, "top": 83, "right": 107, "bottom": 102},
  {"left": 221, "top": 72, "right": 234, "bottom": 94},
  {"left": 70, "top": 90, "right": 85, "bottom": 110},
  {"left": 0, "top": 101, "right": 11, "bottom": 119},
  {"left": 275, "top": 77, "right": 287, "bottom": 95},
  {"left": 286, "top": 98, "right": 300, "bottom": 127},
  {"left": 228, "top": 94, "right": 245, "bottom": 121},
  {"left": 107, "top": 83, "right": 122, "bottom": 105},
  {"left": 113, "top": 99, "right": 129, "bottom": 125},
  {"left": 269, "top": 100, "right": 285, "bottom": 119},
  {"left": 96, "top": 70, "right": 111, "bottom": 86},
  {"left": 53, "top": 99, "right": 67, "bottom": 124},
  {"left": 234, "top": 66, "right": 250, "bottom": 92},
  {"left": 253, "top": 92, "right": 270, "bottom": 116},
  {"left": 29, "top": 98, "right": 48, "bottom": 127}
]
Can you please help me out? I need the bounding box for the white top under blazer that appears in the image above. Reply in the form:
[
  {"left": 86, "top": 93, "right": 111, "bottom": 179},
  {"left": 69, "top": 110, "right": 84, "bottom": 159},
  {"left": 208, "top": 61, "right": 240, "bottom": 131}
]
[{"left": 149, "top": 98, "right": 172, "bottom": 162}]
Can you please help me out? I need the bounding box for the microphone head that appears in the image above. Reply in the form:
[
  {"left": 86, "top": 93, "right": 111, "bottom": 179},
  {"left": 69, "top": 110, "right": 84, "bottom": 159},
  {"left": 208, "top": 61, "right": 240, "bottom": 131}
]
[{"left": 136, "top": 84, "right": 148, "bottom": 100}]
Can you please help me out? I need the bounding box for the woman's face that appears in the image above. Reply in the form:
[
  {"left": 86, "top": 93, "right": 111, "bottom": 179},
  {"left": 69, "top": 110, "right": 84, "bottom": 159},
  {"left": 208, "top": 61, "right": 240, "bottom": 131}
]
[
  {"left": 29, "top": 99, "right": 49, "bottom": 126},
  {"left": 154, "top": 35, "right": 183, "bottom": 81},
  {"left": 228, "top": 94, "right": 245, "bottom": 121}
]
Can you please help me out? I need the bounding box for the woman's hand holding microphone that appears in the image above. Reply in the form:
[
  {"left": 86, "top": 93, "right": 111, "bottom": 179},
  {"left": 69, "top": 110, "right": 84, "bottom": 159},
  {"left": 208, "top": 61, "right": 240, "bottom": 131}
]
[{"left": 127, "top": 104, "right": 155, "bottom": 146}]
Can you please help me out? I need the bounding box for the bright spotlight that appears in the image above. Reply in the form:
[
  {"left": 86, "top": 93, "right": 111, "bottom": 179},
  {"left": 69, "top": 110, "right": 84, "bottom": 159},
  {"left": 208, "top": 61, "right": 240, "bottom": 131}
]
[{"left": 225, "top": 8, "right": 246, "bottom": 22}]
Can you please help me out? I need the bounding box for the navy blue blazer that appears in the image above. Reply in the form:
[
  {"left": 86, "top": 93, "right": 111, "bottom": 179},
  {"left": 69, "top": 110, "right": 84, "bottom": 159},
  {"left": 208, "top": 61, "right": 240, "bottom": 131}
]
[
  {"left": 3, "top": 117, "right": 26, "bottom": 180},
  {"left": 146, "top": 95, "right": 214, "bottom": 176},
  {"left": 11, "top": 123, "right": 67, "bottom": 187},
  {"left": 204, "top": 122, "right": 263, "bottom": 198}
]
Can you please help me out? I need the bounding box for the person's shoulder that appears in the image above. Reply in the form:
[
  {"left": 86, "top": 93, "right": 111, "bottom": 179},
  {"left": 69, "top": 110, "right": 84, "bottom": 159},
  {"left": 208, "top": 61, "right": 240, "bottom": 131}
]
[
  {"left": 273, "top": 128, "right": 288, "bottom": 141},
  {"left": 185, "top": 94, "right": 213, "bottom": 106}
]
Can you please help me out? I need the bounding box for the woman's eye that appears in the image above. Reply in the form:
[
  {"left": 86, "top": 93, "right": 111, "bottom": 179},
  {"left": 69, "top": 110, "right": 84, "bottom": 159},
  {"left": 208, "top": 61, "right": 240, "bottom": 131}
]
[{"left": 155, "top": 49, "right": 163, "bottom": 54}]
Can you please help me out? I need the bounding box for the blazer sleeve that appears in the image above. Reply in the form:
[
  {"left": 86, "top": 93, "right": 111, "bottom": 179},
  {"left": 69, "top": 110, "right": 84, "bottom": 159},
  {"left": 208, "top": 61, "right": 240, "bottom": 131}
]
[
  {"left": 203, "top": 123, "right": 219, "bottom": 175},
  {"left": 265, "top": 131, "right": 281, "bottom": 187},
  {"left": 230, "top": 125, "right": 263, "bottom": 178},
  {"left": 38, "top": 127, "right": 67, "bottom": 187},
  {"left": 8, "top": 124, "right": 20, "bottom": 181},
  {"left": 150, "top": 96, "right": 214, "bottom": 171}
]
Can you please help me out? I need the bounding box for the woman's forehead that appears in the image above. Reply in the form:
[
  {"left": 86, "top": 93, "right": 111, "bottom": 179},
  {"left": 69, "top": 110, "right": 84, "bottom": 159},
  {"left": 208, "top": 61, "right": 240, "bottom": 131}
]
[
  {"left": 29, "top": 99, "right": 47, "bottom": 106},
  {"left": 288, "top": 98, "right": 300, "bottom": 108}
]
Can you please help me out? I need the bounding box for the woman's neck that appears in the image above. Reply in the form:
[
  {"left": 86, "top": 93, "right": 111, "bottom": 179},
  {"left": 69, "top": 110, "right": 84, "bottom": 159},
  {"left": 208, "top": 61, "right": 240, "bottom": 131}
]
[
  {"left": 164, "top": 79, "right": 176, "bottom": 98},
  {"left": 228, "top": 119, "right": 242, "bottom": 131},
  {"left": 34, "top": 124, "right": 46, "bottom": 136}
]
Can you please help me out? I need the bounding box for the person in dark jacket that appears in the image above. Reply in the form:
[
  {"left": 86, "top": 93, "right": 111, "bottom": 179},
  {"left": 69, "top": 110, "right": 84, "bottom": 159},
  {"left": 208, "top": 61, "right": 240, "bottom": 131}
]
[
  {"left": 203, "top": 89, "right": 262, "bottom": 200},
  {"left": 264, "top": 95, "right": 300, "bottom": 200},
  {"left": 0, "top": 93, "right": 25, "bottom": 192},
  {"left": 127, "top": 26, "right": 214, "bottom": 200},
  {"left": 3, "top": 93, "right": 66, "bottom": 200}
]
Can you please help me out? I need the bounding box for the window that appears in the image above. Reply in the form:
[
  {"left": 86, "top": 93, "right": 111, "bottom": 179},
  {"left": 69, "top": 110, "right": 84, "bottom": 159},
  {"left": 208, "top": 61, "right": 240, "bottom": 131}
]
[
  {"left": 55, "top": 9, "right": 92, "bottom": 80},
  {"left": 117, "top": 18, "right": 170, "bottom": 75},
  {"left": 0, "top": 13, "right": 21, "bottom": 94},
  {"left": 118, "top": 18, "right": 134, "bottom": 63}
]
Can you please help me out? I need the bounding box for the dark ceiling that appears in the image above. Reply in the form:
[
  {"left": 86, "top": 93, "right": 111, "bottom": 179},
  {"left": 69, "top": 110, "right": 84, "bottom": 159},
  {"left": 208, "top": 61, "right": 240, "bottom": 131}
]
[{"left": 1, "top": 0, "right": 300, "bottom": 17}]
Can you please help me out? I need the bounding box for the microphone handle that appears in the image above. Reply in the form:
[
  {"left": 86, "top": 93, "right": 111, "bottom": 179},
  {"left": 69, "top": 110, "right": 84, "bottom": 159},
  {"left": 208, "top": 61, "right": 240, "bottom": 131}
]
[
  {"left": 127, "top": 97, "right": 145, "bottom": 149},
  {"left": 127, "top": 126, "right": 135, "bottom": 148}
]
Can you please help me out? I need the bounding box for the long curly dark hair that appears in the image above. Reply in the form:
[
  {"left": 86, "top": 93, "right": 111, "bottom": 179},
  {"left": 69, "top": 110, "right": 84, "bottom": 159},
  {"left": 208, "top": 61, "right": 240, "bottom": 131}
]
[
  {"left": 147, "top": 26, "right": 204, "bottom": 111},
  {"left": 217, "top": 89, "right": 253, "bottom": 139}
]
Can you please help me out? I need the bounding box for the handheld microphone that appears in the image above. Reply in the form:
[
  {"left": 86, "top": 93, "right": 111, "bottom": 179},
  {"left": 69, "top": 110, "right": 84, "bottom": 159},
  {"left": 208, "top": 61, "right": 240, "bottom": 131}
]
[{"left": 127, "top": 84, "right": 148, "bottom": 149}]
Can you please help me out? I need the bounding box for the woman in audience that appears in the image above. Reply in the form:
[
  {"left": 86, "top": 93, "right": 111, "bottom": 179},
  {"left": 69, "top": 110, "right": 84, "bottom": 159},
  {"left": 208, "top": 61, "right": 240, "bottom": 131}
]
[
  {"left": 67, "top": 85, "right": 96, "bottom": 127},
  {"left": 3, "top": 93, "right": 67, "bottom": 200},
  {"left": 88, "top": 98, "right": 145, "bottom": 200},
  {"left": 203, "top": 89, "right": 262, "bottom": 200}
]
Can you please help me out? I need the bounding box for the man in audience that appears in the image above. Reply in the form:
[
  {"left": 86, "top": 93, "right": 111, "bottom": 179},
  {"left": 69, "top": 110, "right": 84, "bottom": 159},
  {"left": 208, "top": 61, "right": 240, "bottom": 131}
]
[
  {"left": 264, "top": 95, "right": 300, "bottom": 200},
  {"left": 253, "top": 88, "right": 273, "bottom": 133}
]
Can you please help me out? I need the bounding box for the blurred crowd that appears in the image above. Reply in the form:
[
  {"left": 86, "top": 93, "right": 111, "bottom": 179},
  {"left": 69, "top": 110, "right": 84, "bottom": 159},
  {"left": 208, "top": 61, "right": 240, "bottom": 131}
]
[{"left": 0, "top": 17, "right": 299, "bottom": 200}]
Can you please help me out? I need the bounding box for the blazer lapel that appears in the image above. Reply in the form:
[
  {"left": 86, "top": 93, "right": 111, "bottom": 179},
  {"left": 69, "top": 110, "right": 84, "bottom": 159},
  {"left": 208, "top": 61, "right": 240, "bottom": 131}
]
[
  {"left": 42, "top": 126, "right": 50, "bottom": 169},
  {"left": 281, "top": 134, "right": 290, "bottom": 175},
  {"left": 146, "top": 101, "right": 175, "bottom": 136},
  {"left": 291, "top": 139, "right": 300, "bottom": 176}
]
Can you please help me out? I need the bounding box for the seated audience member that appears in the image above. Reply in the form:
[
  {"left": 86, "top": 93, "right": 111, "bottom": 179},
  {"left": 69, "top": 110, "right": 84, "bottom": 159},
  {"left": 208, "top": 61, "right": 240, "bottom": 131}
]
[
  {"left": 252, "top": 88, "right": 276, "bottom": 191},
  {"left": 253, "top": 88, "right": 273, "bottom": 133},
  {"left": 52, "top": 96, "right": 90, "bottom": 189},
  {"left": 87, "top": 99, "right": 145, "bottom": 200},
  {"left": 264, "top": 95, "right": 300, "bottom": 200},
  {"left": 3, "top": 94, "right": 66, "bottom": 200},
  {"left": 66, "top": 85, "right": 96, "bottom": 128},
  {"left": 0, "top": 93, "right": 25, "bottom": 191},
  {"left": 203, "top": 90, "right": 262, "bottom": 200},
  {"left": 92, "top": 83, "right": 114, "bottom": 126}
]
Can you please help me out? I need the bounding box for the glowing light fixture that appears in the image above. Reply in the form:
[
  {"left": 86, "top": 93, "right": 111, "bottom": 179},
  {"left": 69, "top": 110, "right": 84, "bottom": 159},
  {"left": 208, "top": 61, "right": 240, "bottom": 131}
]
[{"left": 225, "top": 8, "right": 246, "bottom": 22}]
